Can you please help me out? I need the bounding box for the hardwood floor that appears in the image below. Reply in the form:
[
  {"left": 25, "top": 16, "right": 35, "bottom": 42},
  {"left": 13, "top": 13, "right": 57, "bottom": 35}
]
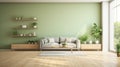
[{"left": 0, "top": 50, "right": 120, "bottom": 67}]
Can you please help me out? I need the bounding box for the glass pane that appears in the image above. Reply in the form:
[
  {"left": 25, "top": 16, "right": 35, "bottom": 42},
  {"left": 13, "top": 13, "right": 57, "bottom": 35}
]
[
  {"left": 114, "top": 2, "right": 120, "bottom": 51},
  {"left": 110, "top": 0, "right": 120, "bottom": 52}
]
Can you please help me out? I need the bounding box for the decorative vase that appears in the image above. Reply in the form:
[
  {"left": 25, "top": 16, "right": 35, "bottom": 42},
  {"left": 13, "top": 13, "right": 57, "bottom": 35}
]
[
  {"left": 21, "top": 25, "right": 27, "bottom": 28},
  {"left": 33, "top": 32, "right": 36, "bottom": 36},
  {"left": 33, "top": 17, "right": 37, "bottom": 20},
  {"left": 29, "top": 33, "right": 32, "bottom": 36},
  {"left": 20, "top": 34, "right": 23, "bottom": 36}
]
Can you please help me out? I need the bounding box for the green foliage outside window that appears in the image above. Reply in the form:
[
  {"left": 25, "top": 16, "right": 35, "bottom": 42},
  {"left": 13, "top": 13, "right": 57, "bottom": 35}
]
[{"left": 114, "top": 22, "right": 120, "bottom": 48}]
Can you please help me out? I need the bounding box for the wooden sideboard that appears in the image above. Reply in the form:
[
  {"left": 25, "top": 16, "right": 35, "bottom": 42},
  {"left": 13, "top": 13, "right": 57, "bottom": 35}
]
[
  {"left": 11, "top": 44, "right": 40, "bottom": 50},
  {"left": 80, "top": 44, "right": 102, "bottom": 51}
]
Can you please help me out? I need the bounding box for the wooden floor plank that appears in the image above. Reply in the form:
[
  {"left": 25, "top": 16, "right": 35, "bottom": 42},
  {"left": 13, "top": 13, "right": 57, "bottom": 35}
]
[{"left": 0, "top": 50, "right": 120, "bottom": 67}]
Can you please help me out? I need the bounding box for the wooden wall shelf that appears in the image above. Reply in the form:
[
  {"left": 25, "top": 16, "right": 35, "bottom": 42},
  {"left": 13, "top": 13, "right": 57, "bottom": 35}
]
[
  {"left": 13, "top": 17, "right": 37, "bottom": 21},
  {"left": 13, "top": 27, "right": 37, "bottom": 30},
  {"left": 12, "top": 16, "right": 38, "bottom": 38},
  {"left": 13, "top": 35, "right": 36, "bottom": 38}
]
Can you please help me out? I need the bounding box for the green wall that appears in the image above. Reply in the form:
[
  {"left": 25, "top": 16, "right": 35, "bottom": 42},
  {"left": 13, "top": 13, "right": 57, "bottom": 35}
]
[{"left": 0, "top": 3, "right": 101, "bottom": 49}]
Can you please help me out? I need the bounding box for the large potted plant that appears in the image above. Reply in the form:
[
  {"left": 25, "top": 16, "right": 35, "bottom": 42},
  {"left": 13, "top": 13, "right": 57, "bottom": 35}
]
[
  {"left": 79, "top": 34, "right": 88, "bottom": 44},
  {"left": 116, "top": 43, "right": 120, "bottom": 57},
  {"left": 91, "top": 23, "right": 102, "bottom": 44}
]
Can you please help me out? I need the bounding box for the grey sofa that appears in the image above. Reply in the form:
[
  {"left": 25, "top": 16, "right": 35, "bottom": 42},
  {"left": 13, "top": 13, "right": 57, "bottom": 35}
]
[{"left": 40, "top": 37, "right": 80, "bottom": 50}]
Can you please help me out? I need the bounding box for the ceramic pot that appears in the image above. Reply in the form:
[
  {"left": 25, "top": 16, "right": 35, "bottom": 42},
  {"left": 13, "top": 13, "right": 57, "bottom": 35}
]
[
  {"left": 95, "top": 40, "right": 99, "bottom": 44},
  {"left": 33, "top": 26, "right": 37, "bottom": 28},
  {"left": 22, "top": 25, "right": 27, "bottom": 28},
  {"left": 83, "top": 41, "right": 87, "bottom": 44},
  {"left": 89, "top": 40, "right": 92, "bottom": 44}
]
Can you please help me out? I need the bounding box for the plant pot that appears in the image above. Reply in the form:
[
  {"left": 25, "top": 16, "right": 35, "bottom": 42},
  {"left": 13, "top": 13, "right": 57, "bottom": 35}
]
[
  {"left": 83, "top": 41, "right": 87, "bottom": 44},
  {"left": 62, "top": 44, "right": 66, "bottom": 47},
  {"left": 20, "top": 34, "right": 23, "bottom": 36},
  {"left": 33, "top": 26, "right": 37, "bottom": 28},
  {"left": 95, "top": 40, "right": 99, "bottom": 44},
  {"left": 89, "top": 40, "right": 92, "bottom": 44},
  {"left": 62, "top": 45, "right": 66, "bottom": 47},
  {"left": 33, "top": 17, "right": 37, "bottom": 20},
  {"left": 21, "top": 25, "right": 27, "bottom": 28},
  {"left": 117, "top": 52, "right": 120, "bottom": 57}
]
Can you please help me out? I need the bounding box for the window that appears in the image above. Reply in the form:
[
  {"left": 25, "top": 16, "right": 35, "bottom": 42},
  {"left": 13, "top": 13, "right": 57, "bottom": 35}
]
[{"left": 110, "top": 0, "right": 120, "bottom": 51}]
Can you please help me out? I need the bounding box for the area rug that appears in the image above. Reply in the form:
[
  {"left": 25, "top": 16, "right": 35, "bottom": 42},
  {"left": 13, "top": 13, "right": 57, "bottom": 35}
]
[{"left": 40, "top": 51, "right": 86, "bottom": 56}]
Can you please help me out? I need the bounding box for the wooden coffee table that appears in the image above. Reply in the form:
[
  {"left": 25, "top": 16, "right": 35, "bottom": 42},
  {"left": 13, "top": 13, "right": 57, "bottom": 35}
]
[
  {"left": 55, "top": 47, "right": 79, "bottom": 53},
  {"left": 40, "top": 46, "right": 80, "bottom": 53}
]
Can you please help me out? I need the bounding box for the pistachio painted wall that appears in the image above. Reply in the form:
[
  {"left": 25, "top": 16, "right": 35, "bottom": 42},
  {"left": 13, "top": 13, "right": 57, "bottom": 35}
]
[{"left": 0, "top": 3, "right": 101, "bottom": 49}]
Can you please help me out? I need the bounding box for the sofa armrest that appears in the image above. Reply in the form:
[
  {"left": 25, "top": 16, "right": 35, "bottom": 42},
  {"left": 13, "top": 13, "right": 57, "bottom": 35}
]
[
  {"left": 76, "top": 40, "right": 80, "bottom": 49},
  {"left": 40, "top": 39, "right": 46, "bottom": 48},
  {"left": 40, "top": 40, "right": 43, "bottom": 48}
]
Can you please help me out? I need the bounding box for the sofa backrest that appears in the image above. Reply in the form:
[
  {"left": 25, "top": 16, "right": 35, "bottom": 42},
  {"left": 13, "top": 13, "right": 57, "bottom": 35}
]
[
  {"left": 44, "top": 37, "right": 59, "bottom": 43},
  {"left": 59, "top": 37, "right": 77, "bottom": 43},
  {"left": 43, "top": 37, "right": 77, "bottom": 43}
]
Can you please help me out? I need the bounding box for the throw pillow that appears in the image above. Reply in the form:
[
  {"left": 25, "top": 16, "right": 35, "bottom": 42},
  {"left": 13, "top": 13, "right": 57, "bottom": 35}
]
[
  {"left": 66, "top": 38, "right": 72, "bottom": 43},
  {"left": 44, "top": 39, "right": 48, "bottom": 44},
  {"left": 48, "top": 38, "right": 55, "bottom": 43},
  {"left": 59, "top": 37, "right": 66, "bottom": 43}
]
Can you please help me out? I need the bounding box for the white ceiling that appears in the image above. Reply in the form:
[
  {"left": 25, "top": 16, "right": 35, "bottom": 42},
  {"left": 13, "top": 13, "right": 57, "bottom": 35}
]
[{"left": 0, "top": 0, "right": 111, "bottom": 3}]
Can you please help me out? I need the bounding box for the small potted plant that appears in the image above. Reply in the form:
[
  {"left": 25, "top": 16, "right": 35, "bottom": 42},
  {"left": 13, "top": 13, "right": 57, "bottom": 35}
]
[
  {"left": 13, "top": 30, "right": 19, "bottom": 36},
  {"left": 87, "top": 35, "right": 93, "bottom": 44},
  {"left": 62, "top": 39, "right": 67, "bottom": 47},
  {"left": 32, "top": 22, "right": 37, "bottom": 28},
  {"left": 116, "top": 43, "right": 120, "bottom": 57},
  {"left": 62, "top": 43, "right": 67, "bottom": 47},
  {"left": 79, "top": 34, "right": 88, "bottom": 44},
  {"left": 91, "top": 23, "right": 102, "bottom": 44}
]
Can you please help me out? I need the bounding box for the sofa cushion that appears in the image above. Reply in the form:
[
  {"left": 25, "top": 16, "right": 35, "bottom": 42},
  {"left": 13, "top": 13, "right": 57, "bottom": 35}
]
[
  {"left": 54, "top": 38, "right": 59, "bottom": 43},
  {"left": 40, "top": 37, "right": 79, "bottom": 49},
  {"left": 44, "top": 37, "right": 59, "bottom": 43},
  {"left": 60, "top": 37, "right": 77, "bottom": 43},
  {"left": 44, "top": 39, "right": 48, "bottom": 44},
  {"left": 59, "top": 43, "right": 76, "bottom": 48},
  {"left": 59, "top": 37, "right": 66, "bottom": 43},
  {"left": 48, "top": 38, "right": 55, "bottom": 43},
  {"left": 66, "top": 43, "right": 76, "bottom": 48},
  {"left": 66, "top": 38, "right": 72, "bottom": 43},
  {"left": 42, "top": 43, "right": 59, "bottom": 48}
]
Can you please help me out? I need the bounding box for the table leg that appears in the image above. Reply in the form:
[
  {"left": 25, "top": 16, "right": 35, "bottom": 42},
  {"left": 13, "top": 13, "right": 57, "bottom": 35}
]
[
  {"left": 71, "top": 48, "right": 73, "bottom": 53},
  {"left": 40, "top": 48, "right": 42, "bottom": 53}
]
